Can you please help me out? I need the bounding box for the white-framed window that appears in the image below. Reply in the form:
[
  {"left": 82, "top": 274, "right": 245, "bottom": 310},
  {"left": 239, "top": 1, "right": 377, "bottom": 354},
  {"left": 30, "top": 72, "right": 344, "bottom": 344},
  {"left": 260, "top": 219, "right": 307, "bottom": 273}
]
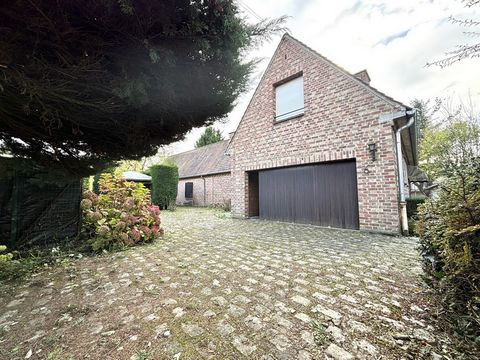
[{"left": 275, "top": 75, "right": 304, "bottom": 122}]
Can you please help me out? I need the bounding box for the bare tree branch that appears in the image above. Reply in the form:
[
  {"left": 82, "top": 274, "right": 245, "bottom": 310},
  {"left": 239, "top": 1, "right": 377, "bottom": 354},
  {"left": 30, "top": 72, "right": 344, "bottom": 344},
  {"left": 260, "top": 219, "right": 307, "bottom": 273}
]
[{"left": 427, "top": 1, "right": 480, "bottom": 67}]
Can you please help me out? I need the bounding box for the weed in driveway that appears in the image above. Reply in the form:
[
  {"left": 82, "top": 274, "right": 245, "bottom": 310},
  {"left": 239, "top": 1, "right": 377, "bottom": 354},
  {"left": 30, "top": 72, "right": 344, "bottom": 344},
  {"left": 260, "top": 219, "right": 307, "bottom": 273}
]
[
  {"left": 311, "top": 320, "right": 329, "bottom": 347},
  {"left": 134, "top": 350, "right": 152, "bottom": 360},
  {"left": 47, "top": 349, "right": 74, "bottom": 360}
]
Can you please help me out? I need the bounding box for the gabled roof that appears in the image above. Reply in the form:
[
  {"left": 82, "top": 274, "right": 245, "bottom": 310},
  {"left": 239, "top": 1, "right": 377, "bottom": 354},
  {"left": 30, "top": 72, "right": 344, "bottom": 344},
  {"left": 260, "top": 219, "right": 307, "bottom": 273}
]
[
  {"left": 170, "top": 140, "right": 231, "bottom": 179},
  {"left": 227, "top": 33, "right": 413, "bottom": 152},
  {"left": 282, "top": 33, "right": 411, "bottom": 109}
]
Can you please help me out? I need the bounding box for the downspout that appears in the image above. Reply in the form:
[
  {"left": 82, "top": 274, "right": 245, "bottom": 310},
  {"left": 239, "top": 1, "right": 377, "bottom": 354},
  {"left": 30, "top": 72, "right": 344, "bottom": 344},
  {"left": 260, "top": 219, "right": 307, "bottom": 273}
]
[
  {"left": 395, "top": 109, "right": 416, "bottom": 235},
  {"left": 201, "top": 175, "right": 206, "bottom": 206}
]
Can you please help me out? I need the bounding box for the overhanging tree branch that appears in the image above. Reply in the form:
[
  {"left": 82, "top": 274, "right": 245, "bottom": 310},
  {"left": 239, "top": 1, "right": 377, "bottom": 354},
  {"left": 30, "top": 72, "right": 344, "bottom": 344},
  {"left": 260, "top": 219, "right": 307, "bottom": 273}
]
[{"left": 0, "top": 0, "right": 286, "bottom": 175}]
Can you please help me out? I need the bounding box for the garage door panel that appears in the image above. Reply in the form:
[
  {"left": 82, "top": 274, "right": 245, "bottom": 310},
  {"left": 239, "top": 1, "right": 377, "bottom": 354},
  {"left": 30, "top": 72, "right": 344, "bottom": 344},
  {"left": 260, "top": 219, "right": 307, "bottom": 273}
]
[
  {"left": 258, "top": 167, "right": 294, "bottom": 222},
  {"left": 293, "top": 166, "right": 315, "bottom": 224},
  {"left": 259, "top": 160, "right": 359, "bottom": 229}
]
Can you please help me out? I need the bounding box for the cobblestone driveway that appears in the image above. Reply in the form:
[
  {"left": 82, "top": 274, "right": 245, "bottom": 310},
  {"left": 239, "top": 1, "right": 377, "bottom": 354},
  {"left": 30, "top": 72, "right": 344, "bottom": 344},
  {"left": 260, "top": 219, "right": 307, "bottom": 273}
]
[{"left": 1, "top": 208, "right": 437, "bottom": 359}]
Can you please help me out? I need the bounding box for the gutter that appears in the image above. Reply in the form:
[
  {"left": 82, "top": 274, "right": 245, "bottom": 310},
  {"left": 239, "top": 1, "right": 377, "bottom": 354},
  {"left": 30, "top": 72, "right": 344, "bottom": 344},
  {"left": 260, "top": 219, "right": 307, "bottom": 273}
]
[{"left": 178, "top": 170, "right": 230, "bottom": 180}]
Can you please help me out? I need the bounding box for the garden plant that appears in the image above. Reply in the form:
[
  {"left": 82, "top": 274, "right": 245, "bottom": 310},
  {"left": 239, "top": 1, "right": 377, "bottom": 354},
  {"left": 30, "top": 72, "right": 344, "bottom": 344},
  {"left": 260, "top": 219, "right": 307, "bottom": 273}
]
[{"left": 81, "top": 173, "right": 163, "bottom": 252}]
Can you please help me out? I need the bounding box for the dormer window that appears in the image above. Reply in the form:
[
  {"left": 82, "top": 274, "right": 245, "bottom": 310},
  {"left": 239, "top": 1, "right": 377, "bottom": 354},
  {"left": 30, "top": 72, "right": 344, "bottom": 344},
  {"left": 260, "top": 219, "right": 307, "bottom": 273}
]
[{"left": 275, "top": 75, "right": 304, "bottom": 122}]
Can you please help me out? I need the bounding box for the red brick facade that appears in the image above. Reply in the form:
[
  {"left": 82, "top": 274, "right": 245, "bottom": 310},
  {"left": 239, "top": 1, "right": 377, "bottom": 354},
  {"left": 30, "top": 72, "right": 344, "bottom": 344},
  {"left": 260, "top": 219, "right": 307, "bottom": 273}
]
[
  {"left": 229, "top": 35, "right": 409, "bottom": 233},
  {"left": 176, "top": 172, "right": 231, "bottom": 207}
]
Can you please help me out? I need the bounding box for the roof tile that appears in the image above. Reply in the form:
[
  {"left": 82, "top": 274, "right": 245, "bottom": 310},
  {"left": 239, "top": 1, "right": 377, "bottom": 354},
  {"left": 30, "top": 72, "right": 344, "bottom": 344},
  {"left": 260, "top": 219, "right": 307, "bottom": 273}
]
[{"left": 170, "top": 140, "right": 231, "bottom": 178}]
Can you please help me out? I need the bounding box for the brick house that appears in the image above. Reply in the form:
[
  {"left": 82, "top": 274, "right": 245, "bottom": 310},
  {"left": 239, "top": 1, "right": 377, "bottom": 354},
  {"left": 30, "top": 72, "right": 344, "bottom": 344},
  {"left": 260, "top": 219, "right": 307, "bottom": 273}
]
[
  {"left": 173, "top": 34, "right": 417, "bottom": 233},
  {"left": 171, "top": 140, "right": 231, "bottom": 207}
]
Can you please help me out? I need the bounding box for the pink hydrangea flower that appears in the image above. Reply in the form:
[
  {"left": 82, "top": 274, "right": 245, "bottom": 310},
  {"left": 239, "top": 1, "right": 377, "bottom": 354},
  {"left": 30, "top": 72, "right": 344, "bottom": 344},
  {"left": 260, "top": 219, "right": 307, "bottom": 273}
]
[
  {"left": 124, "top": 197, "right": 135, "bottom": 210},
  {"left": 130, "top": 228, "right": 141, "bottom": 242},
  {"left": 91, "top": 211, "right": 103, "bottom": 221},
  {"left": 115, "top": 221, "right": 127, "bottom": 231},
  {"left": 119, "top": 232, "right": 129, "bottom": 243},
  {"left": 80, "top": 198, "right": 93, "bottom": 210},
  {"left": 97, "top": 225, "right": 110, "bottom": 237}
]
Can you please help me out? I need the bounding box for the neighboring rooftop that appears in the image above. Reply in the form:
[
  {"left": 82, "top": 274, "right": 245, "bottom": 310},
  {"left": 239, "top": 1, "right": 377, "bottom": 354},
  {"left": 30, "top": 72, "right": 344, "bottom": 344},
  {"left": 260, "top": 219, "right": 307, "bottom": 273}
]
[{"left": 170, "top": 140, "right": 231, "bottom": 179}]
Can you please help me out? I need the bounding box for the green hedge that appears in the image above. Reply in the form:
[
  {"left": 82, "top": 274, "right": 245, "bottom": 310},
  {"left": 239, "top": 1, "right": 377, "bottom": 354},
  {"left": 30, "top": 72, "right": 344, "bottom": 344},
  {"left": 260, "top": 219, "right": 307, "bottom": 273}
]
[{"left": 150, "top": 163, "right": 178, "bottom": 209}]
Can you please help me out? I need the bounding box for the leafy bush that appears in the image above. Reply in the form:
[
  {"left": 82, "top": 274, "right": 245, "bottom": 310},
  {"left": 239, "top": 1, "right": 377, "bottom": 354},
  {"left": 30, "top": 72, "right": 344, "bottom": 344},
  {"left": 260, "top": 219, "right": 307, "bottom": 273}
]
[
  {"left": 81, "top": 173, "right": 163, "bottom": 252},
  {"left": 92, "top": 166, "right": 115, "bottom": 193},
  {"left": 0, "top": 245, "right": 13, "bottom": 263},
  {"left": 406, "top": 197, "right": 425, "bottom": 219},
  {"left": 417, "top": 159, "right": 480, "bottom": 353},
  {"left": 406, "top": 197, "right": 425, "bottom": 236},
  {"left": 420, "top": 119, "right": 480, "bottom": 180},
  {"left": 150, "top": 162, "right": 179, "bottom": 210}
]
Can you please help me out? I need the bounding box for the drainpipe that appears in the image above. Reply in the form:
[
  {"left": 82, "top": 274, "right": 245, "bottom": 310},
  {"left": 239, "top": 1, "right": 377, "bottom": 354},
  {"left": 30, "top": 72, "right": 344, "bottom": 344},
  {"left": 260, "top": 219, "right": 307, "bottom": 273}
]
[
  {"left": 201, "top": 175, "right": 206, "bottom": 206},
  {"left": 395, "top": 110, "right": 416, "bottom": 235}
]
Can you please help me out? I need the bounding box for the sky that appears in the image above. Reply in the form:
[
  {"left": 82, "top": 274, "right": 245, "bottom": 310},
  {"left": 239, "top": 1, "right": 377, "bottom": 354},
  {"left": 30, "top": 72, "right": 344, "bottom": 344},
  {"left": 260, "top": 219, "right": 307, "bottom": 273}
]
[{"left": 165, "top": 0, "right": 480, "bottom": 155}]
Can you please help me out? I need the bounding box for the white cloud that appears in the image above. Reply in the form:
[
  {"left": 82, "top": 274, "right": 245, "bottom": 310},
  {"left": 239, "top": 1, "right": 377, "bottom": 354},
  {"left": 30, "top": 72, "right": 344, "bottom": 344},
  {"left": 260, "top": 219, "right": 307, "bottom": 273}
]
[{"left": 165, "top": 0, "right": 480, "bottom": 155}]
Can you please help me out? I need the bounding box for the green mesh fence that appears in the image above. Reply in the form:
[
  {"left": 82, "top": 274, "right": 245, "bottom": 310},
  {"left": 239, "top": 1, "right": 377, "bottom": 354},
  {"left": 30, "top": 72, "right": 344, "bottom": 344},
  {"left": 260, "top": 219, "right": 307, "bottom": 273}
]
[{"left": 0, "top": 157, "right": 82, "bottom": 249}]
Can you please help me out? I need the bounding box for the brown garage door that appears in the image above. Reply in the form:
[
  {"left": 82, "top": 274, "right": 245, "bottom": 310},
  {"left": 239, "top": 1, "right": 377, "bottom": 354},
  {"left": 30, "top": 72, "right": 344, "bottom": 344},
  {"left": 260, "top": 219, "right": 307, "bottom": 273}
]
[{"left": 258, "top": 160, "right": 359, "bottom": 229}]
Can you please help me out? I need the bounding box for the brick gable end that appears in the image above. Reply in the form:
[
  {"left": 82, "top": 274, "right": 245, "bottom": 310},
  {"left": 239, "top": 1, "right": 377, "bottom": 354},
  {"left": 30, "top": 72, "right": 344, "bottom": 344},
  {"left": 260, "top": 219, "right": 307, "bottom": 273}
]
[{"left": 230, "top": 35, "right": 404, "bottom": 232}]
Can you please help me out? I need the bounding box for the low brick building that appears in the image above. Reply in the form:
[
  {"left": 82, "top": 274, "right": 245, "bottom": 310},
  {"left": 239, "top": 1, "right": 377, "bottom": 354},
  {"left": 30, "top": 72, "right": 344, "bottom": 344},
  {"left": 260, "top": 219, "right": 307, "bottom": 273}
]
[
  {"left": 171, "top": 140, "right": 231, "bottom": 207},
  {"left": 173, "top": 34, "right": 417, "bottom": 233}
]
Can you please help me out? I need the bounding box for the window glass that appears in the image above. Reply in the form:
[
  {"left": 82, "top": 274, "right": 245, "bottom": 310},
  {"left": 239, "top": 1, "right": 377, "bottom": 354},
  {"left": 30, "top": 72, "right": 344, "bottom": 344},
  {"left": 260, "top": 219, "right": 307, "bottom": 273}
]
[
  {"left": 185, "top": 182, "right": 193, "bottom": 198},
  {"left": 275, "top": 76, "right": 304, "bottom": 121}
]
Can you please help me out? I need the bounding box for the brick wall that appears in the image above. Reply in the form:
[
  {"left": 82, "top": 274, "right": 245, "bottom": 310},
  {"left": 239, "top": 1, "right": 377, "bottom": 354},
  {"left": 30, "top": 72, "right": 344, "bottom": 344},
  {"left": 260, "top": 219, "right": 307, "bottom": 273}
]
[
  {"left": 230, "top": 35, "right": 404, "bottom": 233},
  {"left": 177, "top": 177, "right": 206, "bottom": 206},
  {"left": 176, "top": 172, "right": 231, "bottom": 207}
]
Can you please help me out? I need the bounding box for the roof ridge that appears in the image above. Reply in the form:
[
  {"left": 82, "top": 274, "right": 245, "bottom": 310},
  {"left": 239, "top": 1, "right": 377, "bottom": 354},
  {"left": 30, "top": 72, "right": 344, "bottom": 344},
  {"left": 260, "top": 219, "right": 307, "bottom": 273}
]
[
  {"left": 170, "top": 138, "right": 231, "bottom": 178},
  {"left": 169, "top": 139, "right": 229, "bottom": 157}
]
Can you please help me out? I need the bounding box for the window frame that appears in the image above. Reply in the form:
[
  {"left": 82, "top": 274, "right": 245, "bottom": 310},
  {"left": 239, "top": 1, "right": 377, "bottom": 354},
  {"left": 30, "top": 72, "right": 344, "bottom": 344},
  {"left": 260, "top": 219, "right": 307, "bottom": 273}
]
[
  {"left": 185, "top": 182, "right": 193, "bottom": 199},
  {"left": 273, "top": 73, "right": 305, "bottom": 123}
]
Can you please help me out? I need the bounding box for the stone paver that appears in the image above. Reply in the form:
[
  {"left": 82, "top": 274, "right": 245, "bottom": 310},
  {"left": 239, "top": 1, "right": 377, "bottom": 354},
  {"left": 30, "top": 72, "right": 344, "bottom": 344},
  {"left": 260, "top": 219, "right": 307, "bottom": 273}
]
[
  {"left": 326, "top": 343, "right": 354, "bottom": 359},
  {"left": 181, "top": 323, "right": 204, "bottom": 337},
  {"left": 232, "top": 335, "right": 257, "bottom": 356},
  {"left": 0, "top": 208, "right": 438, "bottom": 359}
]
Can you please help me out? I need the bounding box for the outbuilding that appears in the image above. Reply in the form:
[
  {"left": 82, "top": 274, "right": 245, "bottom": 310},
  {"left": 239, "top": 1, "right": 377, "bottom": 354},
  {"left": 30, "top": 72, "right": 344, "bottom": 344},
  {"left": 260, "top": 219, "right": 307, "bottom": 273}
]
[
  {"left": 171, "top": 140, "right": 231, "bottom": 207},
  {"left": 122, "top": 171, "right": 152, "bottom": 189}
]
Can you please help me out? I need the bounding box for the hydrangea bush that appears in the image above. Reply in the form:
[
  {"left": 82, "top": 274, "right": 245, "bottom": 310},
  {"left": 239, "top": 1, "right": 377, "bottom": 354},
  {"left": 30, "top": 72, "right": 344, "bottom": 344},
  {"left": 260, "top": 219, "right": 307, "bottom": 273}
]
[{"left": 81, "top": 173, "right": 163, "bottom": 251}]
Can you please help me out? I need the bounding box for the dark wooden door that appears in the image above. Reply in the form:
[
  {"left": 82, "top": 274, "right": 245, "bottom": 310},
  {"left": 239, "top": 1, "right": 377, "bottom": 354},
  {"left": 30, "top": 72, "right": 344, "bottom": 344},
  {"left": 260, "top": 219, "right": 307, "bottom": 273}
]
[{"left": 258, "top": 160, "right": 359, "bottom": 229}]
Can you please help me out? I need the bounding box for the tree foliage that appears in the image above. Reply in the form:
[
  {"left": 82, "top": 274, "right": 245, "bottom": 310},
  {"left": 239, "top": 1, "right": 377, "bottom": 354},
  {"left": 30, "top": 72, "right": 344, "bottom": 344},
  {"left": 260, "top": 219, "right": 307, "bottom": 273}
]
[
  {"left": 420, "top": 120, "right": 480, "bottom": 180},
  {"left": 428, "top": 0, "right": 480, "bottom": 67},
  {"left": 195, "top": 127, "right": 224, "bottom": 148},
  {"left": 115, "top": 160, "right": 146, "bottom": 174},
  {"left": 0, "top": 0, "right": 285, "bottom": 175},
  {"left": 410, "top": 98, "right": 437, "bottom": 144},
  {"left": 149, "top": 162, "right": 179, "bottom": 209}
]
